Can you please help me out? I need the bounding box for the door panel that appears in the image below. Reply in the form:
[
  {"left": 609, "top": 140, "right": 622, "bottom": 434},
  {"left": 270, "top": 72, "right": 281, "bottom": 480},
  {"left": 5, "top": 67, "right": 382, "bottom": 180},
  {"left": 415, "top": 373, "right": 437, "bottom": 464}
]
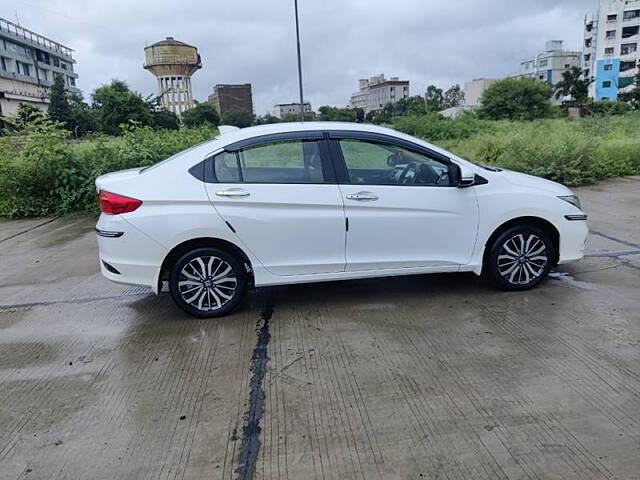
[
  {"left": 204, "top": 139, "right": 346, "bottom": 276},
  {"left": 341, "top": 184, "right": 478, "bottom": 271},
  {"left": 334, "top": 137, "right": 479, "bottom": 271}
]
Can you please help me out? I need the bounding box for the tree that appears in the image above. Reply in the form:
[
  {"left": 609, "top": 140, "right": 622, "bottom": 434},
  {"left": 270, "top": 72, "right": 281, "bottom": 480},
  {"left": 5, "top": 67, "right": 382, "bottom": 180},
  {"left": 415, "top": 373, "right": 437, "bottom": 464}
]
[
  {"left": 151, "top": 109, "right": 180, "bottom": 130},
  {"left": 68, "top": 94, "right": 99, "bottom": 137},
  {"left": 91, "top": 80, "right": 153, "bottom": 135},
  {"left": 181, "top": 102, "right": 220, "bottom": 127},
  {"left": 48, "top": 74, "right": 72, "bottom": 129},
  {"left": 221, "top": 109, "right": 253, "bottom": 128},
  {"left": 479, "top": 77, "right": 554, "bottom": 120},
  {"left": 618, "top": 60, "right": 640, "bottom": 109},
  {"left": 281, "top": 112, "right": 316, "bottom": 122},
  {"left": 443, "top": 84, "right": 465, "bottom": 109},
  {"left": 425, "top": 85, "right": 444, "bottom": 111},
  {"left": 317, "top": 106, "right": 357, "bottom": 122},
  {"left": 254, "top": 113, "right": 281, "bottom": 125},
  {"left": 554, "top": 66, "right": 592, "bottom": 107}
]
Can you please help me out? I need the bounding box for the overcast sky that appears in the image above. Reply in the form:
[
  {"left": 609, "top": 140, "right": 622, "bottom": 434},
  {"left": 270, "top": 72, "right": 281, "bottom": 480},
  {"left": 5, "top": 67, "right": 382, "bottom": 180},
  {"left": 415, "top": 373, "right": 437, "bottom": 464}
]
[{"left": 2, "top": 0, "right": 595, "bottom": 114}]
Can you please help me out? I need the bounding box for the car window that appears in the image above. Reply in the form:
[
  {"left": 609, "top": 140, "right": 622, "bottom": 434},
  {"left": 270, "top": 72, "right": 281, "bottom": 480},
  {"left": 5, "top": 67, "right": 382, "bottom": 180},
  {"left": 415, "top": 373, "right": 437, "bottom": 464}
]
[
  {"left": 217, "top": 140, "right": 325, "bottom": 184},
  {"left": 214, "top": 151, "right": 240, "bottom": 182},
  {"left": 339, "top": 139, "right": 452, "bottom": 186}
]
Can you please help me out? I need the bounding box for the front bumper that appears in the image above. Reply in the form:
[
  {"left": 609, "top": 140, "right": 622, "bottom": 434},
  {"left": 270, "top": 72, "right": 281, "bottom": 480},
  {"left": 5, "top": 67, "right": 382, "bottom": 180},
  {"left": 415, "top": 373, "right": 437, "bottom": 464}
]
[{"left": 558, "top": 218, "right": 589, "bottom": 264}]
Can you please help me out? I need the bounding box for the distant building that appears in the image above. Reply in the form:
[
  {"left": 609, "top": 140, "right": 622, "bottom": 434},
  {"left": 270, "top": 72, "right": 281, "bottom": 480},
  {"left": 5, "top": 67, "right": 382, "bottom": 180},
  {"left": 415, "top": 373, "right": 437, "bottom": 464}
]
[
  {"left": 349, "top": 74, "right": 410, "bottom": 113},
  {"left": 273, "top": 102, "right": 313, "bottom": 119},
  {"left": 584, "top": 0, "right": 640, "bottom": 101},
  {"left": 0, "top": 17, "right": 80, "bottom": 117},
  {"left": 143, "top": 37, "right": 201, "bottom": 117},
  {"left": 463, "top": 78, "right": 498, "bottom": 107},
  {"left": 208, "top": 84, "right": 253, "bottom": 117},
  {"left": 515, "top": 40, "right": 582, "bottom": 86}
]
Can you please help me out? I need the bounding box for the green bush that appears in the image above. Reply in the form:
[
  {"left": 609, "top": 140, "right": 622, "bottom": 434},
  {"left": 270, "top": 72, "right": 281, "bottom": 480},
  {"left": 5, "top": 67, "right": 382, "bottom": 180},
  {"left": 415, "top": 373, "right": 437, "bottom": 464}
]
[
  {"left": 0, "top": 120, "right": 217, "bottom": 217},
  {"left": 438, "top": 113, "right": 640, "bottom": 186}
]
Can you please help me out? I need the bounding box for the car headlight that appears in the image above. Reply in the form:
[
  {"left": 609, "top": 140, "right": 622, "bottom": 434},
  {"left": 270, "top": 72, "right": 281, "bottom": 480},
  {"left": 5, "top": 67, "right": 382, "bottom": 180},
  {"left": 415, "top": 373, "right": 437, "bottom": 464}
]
[{"left": 558, "top": 195, "right": 582, "bottom": 210}]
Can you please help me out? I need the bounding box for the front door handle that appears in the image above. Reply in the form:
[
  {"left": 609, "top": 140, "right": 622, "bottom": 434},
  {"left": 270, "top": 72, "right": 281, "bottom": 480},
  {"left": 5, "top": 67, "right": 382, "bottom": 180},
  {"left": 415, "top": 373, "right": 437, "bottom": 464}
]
[
  {"left": 215, "top": 189, "right": 250, "bottom": 197},
  {"left": 346, "top": 192, "right": 379, "bottom": 201}
]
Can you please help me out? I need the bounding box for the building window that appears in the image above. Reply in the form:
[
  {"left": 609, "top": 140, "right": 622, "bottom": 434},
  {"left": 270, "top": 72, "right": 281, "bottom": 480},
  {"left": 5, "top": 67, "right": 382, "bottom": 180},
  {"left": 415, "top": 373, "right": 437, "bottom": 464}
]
[
  {"left": 539, "top": 59, "right": 548, "bottom": 67},
  {"left": 17, "top": 62, "right": 31, "bottom": 76},
  {"left": 60, "top": 62, "right": 67, "bottom": 71},
  {"left": 67, "top": 76, "right": 76, "bottom": 87},
  {"left": 606, "top": 30, "right": 616, "bottom": 39},
  {"left": 621, "top": 43, "right": 638, "bottom": 55},
  {"left": 605, "top": 47, "right": 615, "bottom": 54},
  {"left": 53, "top": 57, "right": 60, "bottom": 67},
  {"left": 604, "top": 64, "right": 613, "bottom": 71},
  {"left": 623, "top": 9, "right": 640, "bottom": 21},
  {"left": 584, "top": 54, "right": 591, "bottom": 61},
  {"left": 38, "top": 68, "right": 48, "bottom": 80},
  {"left": 607, "top": 14, "right": 618, "bottom": 22},
  {"left": 0, "top": 56, "right": 6, "bottom": 71},
  {"left": 602, "top": 81, "right": 612, "bottom": 88}
]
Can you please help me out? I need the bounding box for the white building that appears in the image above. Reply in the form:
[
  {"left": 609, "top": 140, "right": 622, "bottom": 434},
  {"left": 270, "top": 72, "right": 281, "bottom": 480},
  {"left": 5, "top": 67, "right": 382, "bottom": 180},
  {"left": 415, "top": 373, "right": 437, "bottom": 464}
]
[
  {"left": 349, "top": 74, "right": 410, "bottom": 113},
  {"left": 584, "top": 0, "right": 640, "bottom": 101},
  {"left": 273, "top": 102, "right": 313, "bottom": 119},
  {"left": 463, "top": 78, "right": 498, "bottom": 107},
  {"left": 0, "top": 17, "right": 80, "bottom": 117},
  {"left": 516, "top": 40, "right": 582, "bottom": 86}
]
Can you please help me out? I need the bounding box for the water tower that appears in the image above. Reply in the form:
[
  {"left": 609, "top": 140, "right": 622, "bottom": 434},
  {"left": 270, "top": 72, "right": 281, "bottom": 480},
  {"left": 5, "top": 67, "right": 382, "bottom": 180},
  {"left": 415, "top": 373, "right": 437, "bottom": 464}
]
[{"left": 144, "top": 37, "right": 202, "bottom": 116}]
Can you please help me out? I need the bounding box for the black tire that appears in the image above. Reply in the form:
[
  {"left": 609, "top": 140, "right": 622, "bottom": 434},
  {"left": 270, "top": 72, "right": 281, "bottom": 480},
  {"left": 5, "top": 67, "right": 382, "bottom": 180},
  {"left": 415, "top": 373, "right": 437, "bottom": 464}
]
[
  {"left": 485, "top": 225, "right": 554, "bottom": 291},
  {"left": 169, "top": 247, "right": 247, "bottom": 318}
]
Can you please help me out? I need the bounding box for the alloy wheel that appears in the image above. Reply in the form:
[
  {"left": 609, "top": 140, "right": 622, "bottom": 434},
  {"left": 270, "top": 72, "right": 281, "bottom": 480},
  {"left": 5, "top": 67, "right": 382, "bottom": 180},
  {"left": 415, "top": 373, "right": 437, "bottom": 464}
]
[
  {"left": 497, "top": 233, "right": 548, "bottom": 286},
  {"left": 177, "top": 255, "right": 238, "bottom": 312}
]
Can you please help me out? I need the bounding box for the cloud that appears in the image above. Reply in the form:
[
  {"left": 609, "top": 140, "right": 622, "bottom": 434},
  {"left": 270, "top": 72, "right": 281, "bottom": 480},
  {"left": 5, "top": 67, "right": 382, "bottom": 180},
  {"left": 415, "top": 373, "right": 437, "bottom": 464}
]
[{"left": 3, "top": 0, "right": 595, "bottom": 113}]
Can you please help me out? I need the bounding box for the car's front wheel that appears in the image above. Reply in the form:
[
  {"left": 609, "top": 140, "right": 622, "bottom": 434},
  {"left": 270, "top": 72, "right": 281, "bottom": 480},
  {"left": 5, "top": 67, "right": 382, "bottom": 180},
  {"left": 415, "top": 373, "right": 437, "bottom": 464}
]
[
  {"left": 486, "top": 225, "right": 554, "bottom": 291},
  {"left": 169, "top": 247, "right": 247, "bottom": 318}
]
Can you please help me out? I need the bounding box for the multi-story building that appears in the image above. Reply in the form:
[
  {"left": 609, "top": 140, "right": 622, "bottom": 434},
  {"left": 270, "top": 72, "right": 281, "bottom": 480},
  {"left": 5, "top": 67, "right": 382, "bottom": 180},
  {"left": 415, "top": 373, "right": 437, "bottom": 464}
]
[
  {"left": 349, "top": 74, "right": 410, "bottom": 113},
  {"left": 208, "top": 84, "right": 253, "bottom": 116},
  {"left": 584, "top": 0, "right": 640, "bottom": 101},
  {"left": 272, "top": 102, "right": 313, "bottom": 119},
  {"left": 463, "top": 78, "right": 498, "bottom": 107},
  {"left": 516, "top": 40, "right": 582, "bottom": 86},
  {"left": 0, "top": 17, "right": 80, "bottom": 117}
]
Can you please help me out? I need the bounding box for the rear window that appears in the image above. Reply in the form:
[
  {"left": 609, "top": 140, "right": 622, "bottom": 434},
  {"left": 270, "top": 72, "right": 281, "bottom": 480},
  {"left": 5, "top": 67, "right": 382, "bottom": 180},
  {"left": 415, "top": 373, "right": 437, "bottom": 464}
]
[{"left": 212, "top": 140, "right": 325, "bottom": 184}]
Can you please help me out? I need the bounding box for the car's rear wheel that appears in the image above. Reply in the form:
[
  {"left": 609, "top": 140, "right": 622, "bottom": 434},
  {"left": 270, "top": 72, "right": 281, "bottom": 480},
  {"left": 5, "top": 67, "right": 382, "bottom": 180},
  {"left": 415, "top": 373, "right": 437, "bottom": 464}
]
[
  {"left": 486, "top": 225, "right": 554, "bottom": 291},
  {"left": 169, "top": 247, "right": 247, "bottom": 318}
]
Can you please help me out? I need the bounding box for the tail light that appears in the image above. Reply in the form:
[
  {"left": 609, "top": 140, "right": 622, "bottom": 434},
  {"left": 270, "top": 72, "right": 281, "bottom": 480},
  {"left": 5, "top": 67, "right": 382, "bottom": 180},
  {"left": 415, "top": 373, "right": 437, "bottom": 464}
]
[{"left": 99, "top": 190, "right": 142, "bottom": 215}]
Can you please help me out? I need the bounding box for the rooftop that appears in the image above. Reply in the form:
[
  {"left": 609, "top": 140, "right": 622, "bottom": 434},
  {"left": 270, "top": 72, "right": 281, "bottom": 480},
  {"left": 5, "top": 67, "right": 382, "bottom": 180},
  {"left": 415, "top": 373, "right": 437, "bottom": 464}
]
[{"left": 0, "top": 17, "right": 73, "bottom": 57}]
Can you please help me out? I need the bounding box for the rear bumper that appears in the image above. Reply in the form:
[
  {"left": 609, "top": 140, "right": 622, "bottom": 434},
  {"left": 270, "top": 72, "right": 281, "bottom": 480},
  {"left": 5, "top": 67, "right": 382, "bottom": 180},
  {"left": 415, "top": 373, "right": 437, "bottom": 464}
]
[
  {"left": 558, "top": 219, "right": 589, "bottom": 264},
  {"left": 96, "top": 214, "right": 167, "bottom": 293}
]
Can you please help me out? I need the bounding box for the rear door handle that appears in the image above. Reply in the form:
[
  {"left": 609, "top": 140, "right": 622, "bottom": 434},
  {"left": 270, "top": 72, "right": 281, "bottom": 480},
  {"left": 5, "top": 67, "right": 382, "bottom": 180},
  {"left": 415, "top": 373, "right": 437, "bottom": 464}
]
[
  {"left": 215, "top": 189, "right": 250, "bottom": 197},
  {"left": 346, "top": 192, "right": 378, "bottom": 201}
]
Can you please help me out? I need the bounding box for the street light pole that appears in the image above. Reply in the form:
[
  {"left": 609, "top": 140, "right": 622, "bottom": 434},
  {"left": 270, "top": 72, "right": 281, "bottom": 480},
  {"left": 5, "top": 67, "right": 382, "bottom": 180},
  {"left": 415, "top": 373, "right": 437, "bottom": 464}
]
[{"left": 294, "top": 0, "right": 305, "bottom": 122}]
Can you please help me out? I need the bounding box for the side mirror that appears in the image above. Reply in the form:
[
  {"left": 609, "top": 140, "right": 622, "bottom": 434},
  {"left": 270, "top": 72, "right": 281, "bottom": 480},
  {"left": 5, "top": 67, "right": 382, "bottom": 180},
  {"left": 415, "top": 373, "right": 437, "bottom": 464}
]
[{"left": 450, "top": 163, "right": 476, "bottom": 188}]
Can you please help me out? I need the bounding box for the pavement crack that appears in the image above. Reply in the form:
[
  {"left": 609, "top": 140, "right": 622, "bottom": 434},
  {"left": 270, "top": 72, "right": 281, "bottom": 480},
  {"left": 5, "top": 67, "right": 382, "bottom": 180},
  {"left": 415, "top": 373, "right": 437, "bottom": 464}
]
[
  {"left": 0, "top": 292, "right": 150, "bottom": 311},
  {"left": 235, "top": 293, "right": 273, "bottom": 480},
  {"left": 0, "top": 216, "right": 61, "bottom": 244},
  {"left": 591, "top": 230, "right": 640, "bottom": 251}
]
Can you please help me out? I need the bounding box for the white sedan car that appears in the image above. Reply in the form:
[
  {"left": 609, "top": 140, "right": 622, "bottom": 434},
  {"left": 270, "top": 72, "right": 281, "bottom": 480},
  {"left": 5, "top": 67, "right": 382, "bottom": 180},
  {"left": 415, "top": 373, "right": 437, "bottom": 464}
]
[{"left": 95, "top": 122, "right": 588, "bottom": 317}]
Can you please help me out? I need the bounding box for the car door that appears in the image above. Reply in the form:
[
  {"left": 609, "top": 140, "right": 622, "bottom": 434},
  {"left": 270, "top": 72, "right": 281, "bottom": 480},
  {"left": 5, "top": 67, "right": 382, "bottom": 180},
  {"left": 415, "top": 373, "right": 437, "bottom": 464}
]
[
  {"left": 204, "top": 132, "right": 346, "bottom": 276},
  {"left": 328, "top": 132, "right": 479, "bottom": 272}
]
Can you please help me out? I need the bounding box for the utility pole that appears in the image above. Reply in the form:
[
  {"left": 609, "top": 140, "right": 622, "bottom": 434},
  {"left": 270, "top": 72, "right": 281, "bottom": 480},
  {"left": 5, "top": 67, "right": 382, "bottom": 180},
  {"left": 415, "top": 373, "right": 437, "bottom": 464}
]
[{"left": 294, "top": 0, "right": 305, "bottom": 122}]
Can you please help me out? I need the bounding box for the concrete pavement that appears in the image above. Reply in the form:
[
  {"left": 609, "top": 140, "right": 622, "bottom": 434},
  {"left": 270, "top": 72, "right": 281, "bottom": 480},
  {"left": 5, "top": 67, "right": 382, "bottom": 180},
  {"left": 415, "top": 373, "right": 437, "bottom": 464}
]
[{"left": 1, "top": 177, "right": 639, "bottom": 480}]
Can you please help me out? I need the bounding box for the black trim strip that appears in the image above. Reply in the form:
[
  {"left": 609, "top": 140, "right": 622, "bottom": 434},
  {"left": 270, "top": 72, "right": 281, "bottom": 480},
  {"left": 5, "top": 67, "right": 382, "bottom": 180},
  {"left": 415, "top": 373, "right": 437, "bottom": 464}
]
[
  {"left": 565, "top": 214, "right": 588, "bottom": 221},
  {"left": 224, "top": 131, "right": 325, "bottom": 152},
  {"left": 102, "top": 261, "right": 121, "bottom": 274},
  {"left": 95, "top": 228, "right": 124, "bottom": 238}
]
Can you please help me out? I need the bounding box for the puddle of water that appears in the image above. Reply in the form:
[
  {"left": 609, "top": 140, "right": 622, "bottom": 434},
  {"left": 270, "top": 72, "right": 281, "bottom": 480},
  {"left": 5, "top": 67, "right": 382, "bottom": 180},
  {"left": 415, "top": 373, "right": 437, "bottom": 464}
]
[{"left": 548, "top": 272, "right": 599, "bottom": 291}]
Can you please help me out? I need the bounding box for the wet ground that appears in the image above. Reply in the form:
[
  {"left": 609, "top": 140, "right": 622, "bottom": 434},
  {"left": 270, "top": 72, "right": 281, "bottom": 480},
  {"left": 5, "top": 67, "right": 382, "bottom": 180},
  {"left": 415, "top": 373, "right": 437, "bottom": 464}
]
[{"left": 1, "top": 177, "right": 639, "bottom": 480}]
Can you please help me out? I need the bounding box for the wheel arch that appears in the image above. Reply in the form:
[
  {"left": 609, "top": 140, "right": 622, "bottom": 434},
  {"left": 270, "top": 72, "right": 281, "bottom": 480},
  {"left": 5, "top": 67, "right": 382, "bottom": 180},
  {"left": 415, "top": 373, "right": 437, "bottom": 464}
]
[
  {"left": 158, "top": 237, "right": 254, "bottom": 292},
  {"left": 483, "top": 216, "right": 560, "bottom": 267}
]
